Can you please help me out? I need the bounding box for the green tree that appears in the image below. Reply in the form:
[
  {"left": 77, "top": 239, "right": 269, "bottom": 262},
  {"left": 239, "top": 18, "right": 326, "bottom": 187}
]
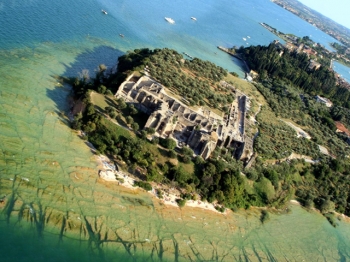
[
  {"left": 260, "top": 210, "right": 270, "bottom": 224},
  {"left": 147, "top": 166, "right": 163, "bottom": 182},
  {"left": 126, "top": 116, "right": 134, "bottom": 125},
  {"left": 230, "top": 72, "right": 239, "bottom": 77},
  {"left": 181, "top": 146, "right": 194, "bottom": 157},
  {"left": 152, "top": 137, "right": 159, "bottom": 144},
  {"left": 97, "top": 85, "right": 107, "bottom": 94},
  {"left": 105, "top": 90, "right": 113, "bottom": 96},
  {"left": 134, "top": 181, "right": 152, "bottom": 191},
  {"left": 320, "top": 199, "right": 335, "bottom": 214},
  {"left": 83, "top": 121, "right": 96, "bottom": 133},
  {"left": 146, "top": 127, "right": 156, "bottom": 135},
  {"left": 131, "top": 122, "right": 139, "bottom": 131},
  {"left": 176, "top": 199, "right": 186, "bottom": 208},
  {"left": 161, "top": 138, "right": 177, "bottom": 150},
  {"left": 85, "top": 103, "right": 95, "bottom": 116},
  {"left": 116, "top": 98, "right": 127, "bottom": 110},
  {"left": 129, "top": 104, "right": 138, "bottom": 115},
  {"left": 181, "top": 155, "right": 191, "bottom": 163},
  {"left": 168, "top": 150, "right": 177, "bottom": 158}
]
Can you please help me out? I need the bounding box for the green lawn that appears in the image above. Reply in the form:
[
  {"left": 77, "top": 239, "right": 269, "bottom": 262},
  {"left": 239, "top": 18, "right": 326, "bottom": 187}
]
[
  {"left": 102, "top": 117, "right": 134, "bottom": 139},
  {"left": 91, "top": 91, "right": 114, "bottom": 113}
]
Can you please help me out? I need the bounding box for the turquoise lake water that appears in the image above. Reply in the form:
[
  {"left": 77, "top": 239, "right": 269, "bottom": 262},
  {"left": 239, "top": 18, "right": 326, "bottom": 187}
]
[
  {"left": 333, "top": 61, "right": 350, "bottom": 84},
  {"left": 0, "top": 0, "right": 350, "bottom": 261}
]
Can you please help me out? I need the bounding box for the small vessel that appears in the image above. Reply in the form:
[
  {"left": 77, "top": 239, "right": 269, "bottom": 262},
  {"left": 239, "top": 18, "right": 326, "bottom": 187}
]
[
  {"left": 242, "top": 37, "right": 247, "bottom": 41},
  {"left": 165, "top": 17, "right": 175, "bottom": 24},
  {"left": 119, "top": 34, "right": 124, "bottom": 38},
  {"left": 102, "top": 9, "right": 107, "bottom": 15},
  {"left": 247, "top": 36, "right": 250, "bottom": 39},
  {"left": 183, "top": 52, "right": 193, "bottom": 59},
  {"left": 191, "top": 17, "right": 197, "bottom": 21}
]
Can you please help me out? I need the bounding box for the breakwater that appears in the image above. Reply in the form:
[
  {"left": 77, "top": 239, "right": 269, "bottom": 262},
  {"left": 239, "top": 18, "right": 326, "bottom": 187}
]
[{"left": 217, "top": 46, "right": 250, "bottom": 72}]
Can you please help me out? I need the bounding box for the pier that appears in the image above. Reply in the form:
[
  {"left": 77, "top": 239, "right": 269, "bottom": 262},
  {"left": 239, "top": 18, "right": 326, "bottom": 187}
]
[{"left": 217, "top": 46, "right": 242, "bottom": 60}]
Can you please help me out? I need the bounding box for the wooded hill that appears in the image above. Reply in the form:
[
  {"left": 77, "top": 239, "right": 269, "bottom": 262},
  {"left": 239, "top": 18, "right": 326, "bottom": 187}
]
[{"left": 237, "top": 44, "right": 350, "bottom": 108}]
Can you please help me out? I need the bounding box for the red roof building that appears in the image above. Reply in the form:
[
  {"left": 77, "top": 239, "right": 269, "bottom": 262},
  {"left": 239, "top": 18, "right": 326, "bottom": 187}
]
[{"left": 335, "top": 121, "right": 350, "bottom": 137}]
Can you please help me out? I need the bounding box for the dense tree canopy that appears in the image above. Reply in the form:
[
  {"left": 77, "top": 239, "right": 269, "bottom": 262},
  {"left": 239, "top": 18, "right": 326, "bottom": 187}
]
[{"left": 238, "top": 44, "right": 350, "bottom": 108}]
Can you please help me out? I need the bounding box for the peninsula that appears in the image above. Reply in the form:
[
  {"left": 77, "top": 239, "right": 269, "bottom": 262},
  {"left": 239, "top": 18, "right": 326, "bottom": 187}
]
[
  {"left": 67, "top": 47, "right": 350, "bottom": 223},
  {"left": 271, "top": 0, "right": 350, "bottom": 47}
]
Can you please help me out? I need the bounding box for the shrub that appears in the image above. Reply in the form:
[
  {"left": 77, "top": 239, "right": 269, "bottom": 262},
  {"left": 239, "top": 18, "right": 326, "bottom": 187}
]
[
  {"left": 105, "top": 90, "right": 113, "bottom": 96},
  {"left": 215, "top": 206, "right": 226, "bottom": 213},
  {"left": 97, "top": 85, "right": 107, "bottom": 94},
  {"left": 131, "top": 122, "right": 139, "bottom": 131},
  {"left": 157, "top": 190, "right": 163, "bottom": 199},
  {"left": 116, "top": 98, "right": 127, "bottom": 110},
  {"left": 109, "top": 111, "right": 117, "bottom": 118},
  {"left": 168, "top": 150, "right": 177, "bottom": 158},
  {"left": 116, "top": 177, "right": 124, "bottom": 183},
  {"left": 181, "top": 146, "right": 194, "bottom": 157},
  {"left": 126, "top": 116, "right": 134, "bottom": 125},
  {"left": 176, "top": 199, "right": 186, "bottom": 208},
  {"left": 180, "top": 193, "right": 192, "bottom": 200},
  {"left": 325, "top": 213, "right": 337, "bottom": 228},
  {"left": 160, "top": 138, "right": 176, "bottom": 150},
  {"left": 152, "top": 137, "right": 159, "bottom": 144},
  {"left": 260, "top": 210, "right": 270, "bottom": 224},
  {"left": 134, "top": 181, "right": 152, "bottom": 191},
  {"left": 181, "top": 155, "right": 191, "bottom": 163},
  {"left": 246, "top": 169, "right": 259, "bottom": 181},
  {"left": 320, "top": 199, "right": 335, "bottom": 214},
  {"left": 146, "top": 127, "right": 156, "bottom": 135}
]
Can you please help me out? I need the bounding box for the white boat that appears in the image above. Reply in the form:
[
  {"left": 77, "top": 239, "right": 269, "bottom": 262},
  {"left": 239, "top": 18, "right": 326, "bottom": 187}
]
[
  {"left": 247, "top": 36, "right": 250, "bottom": 38},
  {"left": 191, "top": 17, "right": 197, "bottom": 21},
  {"left": 102, "top": 9, "right": 107, "bottom": 15},
  {"left": 242, "top": 37, "right": 247, "bottom": 41},
  {"left": 165, "top": 17, "right": 175, "bottom": 24}
]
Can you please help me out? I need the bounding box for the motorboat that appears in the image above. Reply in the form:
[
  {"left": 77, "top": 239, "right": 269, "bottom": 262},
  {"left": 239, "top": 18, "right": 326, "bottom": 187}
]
[
  {"left": 165, "top": 17, "right": 175, "bottom": 24},
  {"left": 242, "top": 37, "right": 247, "bottom": 41},
  {"left": 119, "top": 34, "right": 124, "bottom": 38},
  {"left": 191, "top": 17, "right": 197, "bottom": 21},
  {"left": 102, "top": 9, "right": 107, "bottom": 15}
]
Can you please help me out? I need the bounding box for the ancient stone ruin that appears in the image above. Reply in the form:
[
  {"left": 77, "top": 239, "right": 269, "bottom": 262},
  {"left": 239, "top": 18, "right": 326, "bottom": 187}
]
[{"left": 116, "top": 74, "right": 253, "bottom": 160}]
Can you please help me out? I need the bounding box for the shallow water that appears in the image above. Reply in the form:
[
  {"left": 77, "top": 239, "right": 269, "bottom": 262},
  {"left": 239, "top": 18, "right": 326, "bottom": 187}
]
[{"left": 0, "top": 0, "right": 350, "bottom": 261}]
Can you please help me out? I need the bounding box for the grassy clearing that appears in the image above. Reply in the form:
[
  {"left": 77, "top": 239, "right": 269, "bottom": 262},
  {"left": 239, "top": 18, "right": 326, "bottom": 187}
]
[
  {"left": 102, "top": 118, "right": 134, "bottom": 139},
  {"left": 91, "top": 92, "right": 115, "bottom": 112},
  {"left": 91, "top": 91, "right": 148, "bottom": 129}
]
